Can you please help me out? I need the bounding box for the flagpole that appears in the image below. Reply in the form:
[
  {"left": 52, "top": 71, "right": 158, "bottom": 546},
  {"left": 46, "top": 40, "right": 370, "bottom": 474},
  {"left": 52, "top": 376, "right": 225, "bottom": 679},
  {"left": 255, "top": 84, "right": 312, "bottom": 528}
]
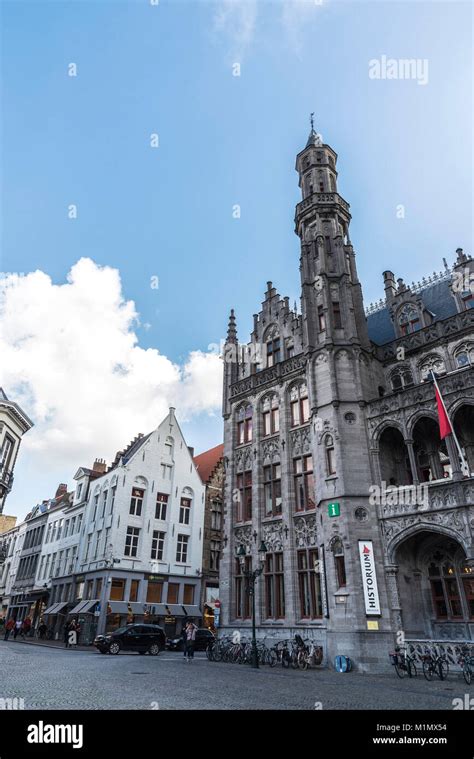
[{"left": 431, "top": 371, "right": 469, "bottom": 476}]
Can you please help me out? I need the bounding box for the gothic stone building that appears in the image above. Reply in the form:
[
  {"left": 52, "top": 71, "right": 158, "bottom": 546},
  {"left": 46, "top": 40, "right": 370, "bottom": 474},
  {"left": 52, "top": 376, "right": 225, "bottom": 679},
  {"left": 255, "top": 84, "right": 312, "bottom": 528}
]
[{"left": 220, "top": 128, "right": 474, "bottom": 671}]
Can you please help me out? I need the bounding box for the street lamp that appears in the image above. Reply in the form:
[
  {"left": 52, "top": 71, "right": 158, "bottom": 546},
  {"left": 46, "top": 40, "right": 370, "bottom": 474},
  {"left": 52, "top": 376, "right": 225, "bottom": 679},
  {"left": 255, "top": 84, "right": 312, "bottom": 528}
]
[{"left": 237, "top": 539, "right": 268, "bottom": 669}]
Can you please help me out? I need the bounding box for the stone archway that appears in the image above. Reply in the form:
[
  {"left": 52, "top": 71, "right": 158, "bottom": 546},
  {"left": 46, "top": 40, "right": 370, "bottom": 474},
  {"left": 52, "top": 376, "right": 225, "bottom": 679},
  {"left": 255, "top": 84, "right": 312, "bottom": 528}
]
[
  {"left": 378, "top": 426, "right": 412, "bottom": 485},
  {"left": 412, "top": 416, "right": 450, "bottom": 482},
  {"left": 453, "top": 404, "right": 474, "bottom": 474},
  {"left": 392, "top": 530, "right": 473, "bottom": 640}
]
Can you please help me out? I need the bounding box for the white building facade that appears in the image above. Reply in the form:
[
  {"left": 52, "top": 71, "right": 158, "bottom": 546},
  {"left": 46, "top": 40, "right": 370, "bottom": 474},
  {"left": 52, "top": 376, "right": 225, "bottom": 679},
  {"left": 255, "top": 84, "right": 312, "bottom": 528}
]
[{"left": 66, "top": 408, "right": 205, "bottom": 640}]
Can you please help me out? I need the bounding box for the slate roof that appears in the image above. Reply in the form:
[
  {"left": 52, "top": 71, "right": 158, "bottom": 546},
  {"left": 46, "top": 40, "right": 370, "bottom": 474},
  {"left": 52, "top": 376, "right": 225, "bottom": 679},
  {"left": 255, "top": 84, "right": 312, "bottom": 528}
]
[{"left": 367, "top": 278, "right": 457, "bottom": 346}]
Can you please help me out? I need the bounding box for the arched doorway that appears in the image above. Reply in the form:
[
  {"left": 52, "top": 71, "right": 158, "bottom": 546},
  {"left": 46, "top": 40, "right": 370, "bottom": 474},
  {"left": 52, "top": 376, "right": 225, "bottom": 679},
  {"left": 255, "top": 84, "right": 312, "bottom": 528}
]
[
  {"left": 394, "top": 530, "right": 473, "bottom": 640},
  {"left": 412, "top": 416, "right": 450, "bottom": 482},
  {"left": 379, "top": 426, "right": 412, "bottom": 485},
  {"left": 453, "top": 404, "right": 474, "bottom": 474}
]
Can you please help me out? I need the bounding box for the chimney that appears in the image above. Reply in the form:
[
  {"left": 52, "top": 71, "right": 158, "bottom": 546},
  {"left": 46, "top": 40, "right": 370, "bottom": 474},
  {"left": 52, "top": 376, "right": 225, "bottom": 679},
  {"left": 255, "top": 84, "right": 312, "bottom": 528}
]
[
  {"left": 55, "top": 483, "right": 68, "bottom": 498},
  {"left": 92, "top": 458, "right": 107, "bottom": 474},
  {"left": 383, "top": 271, "right": 396, "bottom": 303}
]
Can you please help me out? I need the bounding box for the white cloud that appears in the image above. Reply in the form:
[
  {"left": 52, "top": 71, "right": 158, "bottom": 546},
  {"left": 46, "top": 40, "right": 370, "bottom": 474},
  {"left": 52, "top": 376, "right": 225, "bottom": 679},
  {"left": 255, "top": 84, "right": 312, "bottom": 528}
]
[
  {"left": 0, "top": 258, "right": 223, "bottom": 485},
  {"left": 213, "top": 0, "right": 258, "bottom": 59},
  {"left": 212, "top": 0, "right": 325, "bottom": 60}
]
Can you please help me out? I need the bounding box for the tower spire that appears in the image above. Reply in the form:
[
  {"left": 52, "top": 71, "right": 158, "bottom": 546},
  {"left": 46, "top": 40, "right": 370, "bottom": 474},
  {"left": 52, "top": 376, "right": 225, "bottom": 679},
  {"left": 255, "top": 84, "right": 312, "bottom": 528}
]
[{"left": 227, "top": 309, "right": 237, "bottom": 343}]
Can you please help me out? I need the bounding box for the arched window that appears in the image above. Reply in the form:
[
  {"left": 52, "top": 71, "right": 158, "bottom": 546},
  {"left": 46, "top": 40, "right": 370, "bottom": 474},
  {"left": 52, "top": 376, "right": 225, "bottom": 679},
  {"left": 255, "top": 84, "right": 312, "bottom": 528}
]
[
  {"left": 262, "top": 395, "right": 279, "bottom": 437},
  {"left": 325, "top": 435, "right": 336, "bottom": 475},
  {"left": 419, "top": 355, "right": 446, "bottom": 382},
  {"left": 454, "top": 343, "right": 474, "bottom": 368},
  {"left": 237, "top": 404, "right": 253, "bottom": 445},
  {"left": 390, "top": 366, "right": 414, "bottom": 391},
  {"left": 398, "top": 304, "right": 421, "bottom": 335},
  {"left": 331, "top": 537, "right": 346, "bottom": 588},
  {"left": 428, "top": 558, "right": 463, "bottom": 620},
  {"left": 179, "top": 488, "right": 193, "bottom": 525},
  {"left": 290, "top": 383, "right": 309, "bottom": 427},
  {"left": 264, "top": 325, "right": 281, "bottom": 367}
]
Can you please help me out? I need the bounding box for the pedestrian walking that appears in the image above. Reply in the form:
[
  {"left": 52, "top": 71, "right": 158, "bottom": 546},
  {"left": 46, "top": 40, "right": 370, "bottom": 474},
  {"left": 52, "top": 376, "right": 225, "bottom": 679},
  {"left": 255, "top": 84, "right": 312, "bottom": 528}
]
[
  {"left": 63, "top": 620, "right": 71, "bottom": 648},
  {"left": 13, "top": 619, "right": 23, "bottom": 640},
  {"left": 181, "top": 619, "right": 188, "bottom": 659},
  {"left": 4, "top": 618, "right": 15, "bottom": 641},
  {"left": 22, "top": 617, "right": 31, "bottom": 638},
  {"left": 184, "top": 620, "right": 197, "bottom": 662},
  {"left": 38, "top": 620, "right": 47, "bottom": 640}
]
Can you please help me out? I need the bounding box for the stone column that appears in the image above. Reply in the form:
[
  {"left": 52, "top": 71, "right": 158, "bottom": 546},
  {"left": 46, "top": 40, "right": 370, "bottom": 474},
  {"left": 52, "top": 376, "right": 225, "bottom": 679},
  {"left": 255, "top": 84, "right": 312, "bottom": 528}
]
[
  {"left": 446, "top": 436, "right": 463, "bottom": 481},
  {"left": 385, "top": 564, "right": 403, "bottom": 635},
  {"left": 405, "top": 439, "right": 420, "bottom": 485}
]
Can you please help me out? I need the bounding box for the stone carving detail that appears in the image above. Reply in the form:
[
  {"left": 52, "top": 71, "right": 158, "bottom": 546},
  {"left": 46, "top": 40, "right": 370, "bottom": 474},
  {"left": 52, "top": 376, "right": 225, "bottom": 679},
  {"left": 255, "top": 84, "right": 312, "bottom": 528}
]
[
  {"left": 291, "top": 427, "right": 312, "bottom": 456},
  {"left": 381, "top": 509, "right": 468, "bottom": 547},
  {"left": 293, "top": 515, "right": 318, "bottom": 547},
  {"left": 262, "top": 439, "right": 280, "bottom": 463},
  {"left": 262, "top": 521, "right": 285, "bottom": 552},
  {"left": 235, "top": 446, "right": 252, "bottom": 472},
  {"left": 234, "top": 526, "right": 253, "bottom": 551}
]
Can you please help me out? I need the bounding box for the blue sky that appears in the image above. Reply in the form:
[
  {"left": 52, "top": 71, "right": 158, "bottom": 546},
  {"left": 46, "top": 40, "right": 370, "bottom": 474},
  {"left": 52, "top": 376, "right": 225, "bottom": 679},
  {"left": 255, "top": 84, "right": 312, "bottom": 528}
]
[{"left": 1, "top": 0, "right": 472, "bottom": 516}]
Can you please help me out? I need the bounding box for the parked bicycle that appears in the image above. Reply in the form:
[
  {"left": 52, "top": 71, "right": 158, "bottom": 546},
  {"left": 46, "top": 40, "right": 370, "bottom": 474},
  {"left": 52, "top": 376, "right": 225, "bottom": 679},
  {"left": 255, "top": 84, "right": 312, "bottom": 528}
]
[
  {"left": 389, "top": 646, "right": 417, "bottom": 678},
  {"left": 422, "top": 648, "right": 449, "bottom": 681},
  {"left": 457, "top": 645, "right": 474, "bottom": 686}
]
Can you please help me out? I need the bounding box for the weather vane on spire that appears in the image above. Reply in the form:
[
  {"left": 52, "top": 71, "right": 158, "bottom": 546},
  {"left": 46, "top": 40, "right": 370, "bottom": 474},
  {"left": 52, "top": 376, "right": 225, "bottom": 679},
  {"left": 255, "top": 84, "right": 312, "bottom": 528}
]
[{"left": 310, "top": 112, "right": 315, "bottom": 132}]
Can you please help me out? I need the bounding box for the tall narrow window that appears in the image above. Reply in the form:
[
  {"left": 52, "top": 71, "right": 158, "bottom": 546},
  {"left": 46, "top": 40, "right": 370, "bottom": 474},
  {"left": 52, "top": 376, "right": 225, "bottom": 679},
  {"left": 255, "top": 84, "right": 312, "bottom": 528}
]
[
  {"left": 235, "top": 557, "right": 251, "bottom": 619},
  {"left": 325, "top": 436, "right": 336, "bottom": 475},
  {"left": 332, "top": 538, "right": 346, "bottom": 588},
  {"left": 237, "top": 404, "right": 253, "bottom": 445},
  {"left": 264, "top": 553, "right": 285, "bottom": 619},
  {"left": 294, "top": 455, "right": 315, "bottom": 511},
  {"left": 318, "top": 305, "right": 326, "bottom": 332},
  {"left": 124, "top": 527, "right": 140, "bottom": 557},
  {"left": 210, "top": 540, "right": 221, "bottom": 570},
  {"left": 179, "top": 497, "right": 191, "bottom": 525},
  {"left": 110, "top": 485, "right": 117, "bottom": 514},
  {"left": 263, "top": 463, "right": 282, "bottom": 517},
  {"left": 290, "top": 384, "right": 309, "bottom": 427},
  {"left": 176, "top": 534, "right": 189, "bottom": 563},
  {"left": 151, "top": 530, "right": 165, "bottom": 561},
  {"left": 262, "top": 395, "right": 280, "bottom": 437},
  {"left": 236, "top": 471, "right": 252, "bottom": 522},
  {"left": 332, "top": 302, "right": 342, "bottom": 329},
  {"left": 155, "top": 493, "right": 168, "bottom": 520},
  {"left": 101, "top": 490, "right": 108, "bottom": 518},
  {"left": 266, "top": 337, "right": 281, "bottom": 367},
  {"left": 297, "top": 549, "right": 323, "bottom": 619},
  {"left": 130, "top": 488, "right": 144, "bottom": 516}
]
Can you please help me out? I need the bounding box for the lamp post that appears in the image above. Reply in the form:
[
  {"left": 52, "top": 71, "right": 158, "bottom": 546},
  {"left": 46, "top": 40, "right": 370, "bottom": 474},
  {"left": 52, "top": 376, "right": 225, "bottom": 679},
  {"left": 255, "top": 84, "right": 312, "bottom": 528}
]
[{"left": 237, "top": 540, "right": 268, "bottom": 669}]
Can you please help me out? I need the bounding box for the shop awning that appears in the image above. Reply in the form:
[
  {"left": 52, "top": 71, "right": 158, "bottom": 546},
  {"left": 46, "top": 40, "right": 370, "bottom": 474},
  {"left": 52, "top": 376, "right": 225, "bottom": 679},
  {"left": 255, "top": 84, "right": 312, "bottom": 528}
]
[
  {"left": 144, "top": 603, "right": 168, "bottom": 616},
  {"left": 182, "top": 605, "right": 202, "bottom": 618},
  {"left": 69, "top": 599, "right": 99, "bottom": 615},
  {"left": 107, "top": 601, "right": 129, "bottom": 614},
  {"left": 164, "top": 604, "right": 186, "bottom": 617},
  {"left": 43, "top": 602, "right": 68, "bottom": 615}
]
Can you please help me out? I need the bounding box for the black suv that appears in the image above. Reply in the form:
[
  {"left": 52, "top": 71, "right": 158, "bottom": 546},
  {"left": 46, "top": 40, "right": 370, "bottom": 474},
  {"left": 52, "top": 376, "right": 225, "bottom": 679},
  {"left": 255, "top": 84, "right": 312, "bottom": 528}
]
[
  {"left": 94, "top": 624, "right": 166, "bottom": 655},
  {"left": 167, "top": 627, "right": 215, "bottom": 652}
]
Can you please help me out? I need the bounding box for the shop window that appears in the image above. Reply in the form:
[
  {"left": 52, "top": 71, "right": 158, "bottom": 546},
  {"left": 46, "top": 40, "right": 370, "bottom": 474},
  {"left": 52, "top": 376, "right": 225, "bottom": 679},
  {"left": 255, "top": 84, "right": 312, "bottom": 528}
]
[
  {"left": 146, "top": 580, "right": 163, "bottom": 604},
  {"left": 297, "top": 549, "right": 323, "bottom": 619},
  {"left": 110, "top": 578, "right": 125, "bottom": 601},
  {"left": 129, "top": 579, "right": 140, "bottom": 602},
  {"left": 183, "top": 584, "right": 194, "bottom": 605},
  {"left": 167, "top": 583, "right": 179, "bottom": 604}
]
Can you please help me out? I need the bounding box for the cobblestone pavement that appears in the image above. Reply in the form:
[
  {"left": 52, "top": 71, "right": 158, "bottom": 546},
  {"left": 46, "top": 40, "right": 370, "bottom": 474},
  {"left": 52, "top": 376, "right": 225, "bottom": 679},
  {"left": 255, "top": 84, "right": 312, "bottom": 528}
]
[{"left": 0, "top": 640, "right": 469, "bottom": 710}]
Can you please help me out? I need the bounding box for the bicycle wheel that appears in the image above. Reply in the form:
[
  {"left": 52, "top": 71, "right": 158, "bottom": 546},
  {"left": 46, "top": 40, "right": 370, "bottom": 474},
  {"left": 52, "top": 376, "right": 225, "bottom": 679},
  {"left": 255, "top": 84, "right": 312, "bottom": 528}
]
[
  {"left": 268, "top": 649, "right": 277, "bottom": 668},
  {"left": 298, "top": 651, "right": 308, "bottom": 671},
  {"left": 463, "top": 662, "right": 472, "bottom": 686},
  {"left": 422, "top": 659, "right": 433, "bottom": 681},
  {"left": 290, "top": 651, "right": 299, "bottom": 670},
  {"left": 281, "top": 650, "right": 290, "bottom": 669},
  {"left": 407, "top": 659, "right": 417, "bottom": 678},
  {"left": 213, "top": 644, "right": 222, "bottom": 663},
  {"left": 394, "top": 662, "right": 407, "bottom": 678},
  {"left": 206, "top": 643, "right": 213, "bottom": 661},
  {"left": 437, "top": 659, "right": 449, "bottom": 681}
]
